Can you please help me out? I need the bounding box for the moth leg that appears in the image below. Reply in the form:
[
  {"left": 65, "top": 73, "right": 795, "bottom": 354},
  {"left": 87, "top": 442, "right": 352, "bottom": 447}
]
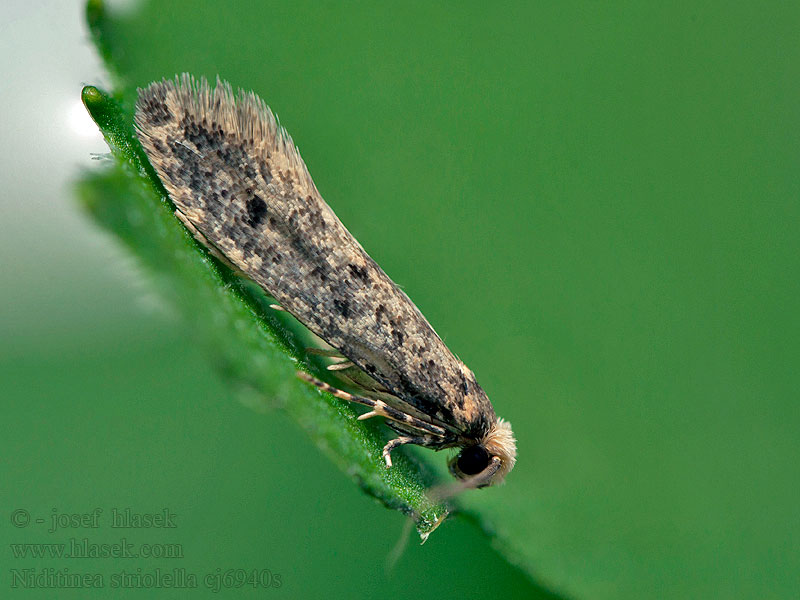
[
  {"left": 304, "top": 348, "right": 354, "bottom": 371},
  {"left": 338, "top": 369, "right": 391, "bottom": 396},
  {"left": 304, "top": 348, "right": 391, "bottom": 395},
  {"left": 305, "top": 347, "right": 345, "bottom": 358},
  {"left": 382, "top": 435, "right": 440, "bottom": 468},
  {"left": 327, "top": 361, "right": 355, "bottom": 371},
  {"left": 297, "top": 372, "right": 447, "bottom": 438}
]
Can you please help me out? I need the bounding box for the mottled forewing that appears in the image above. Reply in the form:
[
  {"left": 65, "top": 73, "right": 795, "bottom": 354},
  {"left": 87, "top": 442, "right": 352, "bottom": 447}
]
[{"left": 134, "top": 75, "right": 494, "bottom": 437}]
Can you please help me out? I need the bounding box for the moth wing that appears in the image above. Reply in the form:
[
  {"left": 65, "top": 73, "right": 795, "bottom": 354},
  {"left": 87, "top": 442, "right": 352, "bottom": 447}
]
[{"left": 135, "top": 75, "right": 494, "bottom": 439}]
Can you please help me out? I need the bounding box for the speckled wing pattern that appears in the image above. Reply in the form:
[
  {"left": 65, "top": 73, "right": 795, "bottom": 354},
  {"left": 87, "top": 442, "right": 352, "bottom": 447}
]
[{"left": 134, "top": 75, "right": 495, "bottom": 440}]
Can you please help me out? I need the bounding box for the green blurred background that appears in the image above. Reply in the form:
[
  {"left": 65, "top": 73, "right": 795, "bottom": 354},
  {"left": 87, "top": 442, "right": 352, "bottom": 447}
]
[{"left": 2, "top": 1, "right": 798, "bottom": 599}]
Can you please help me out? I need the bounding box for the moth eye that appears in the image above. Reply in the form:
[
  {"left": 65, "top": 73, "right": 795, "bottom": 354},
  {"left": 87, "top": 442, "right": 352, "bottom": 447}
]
[{"left": 457, "top": 445, "right": 491, "bottom": 476}]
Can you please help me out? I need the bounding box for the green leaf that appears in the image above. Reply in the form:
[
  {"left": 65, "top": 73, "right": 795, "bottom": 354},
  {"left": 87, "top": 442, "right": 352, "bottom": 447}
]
[
  {"left": 79, "top": 84, "right": 448, "bottom": 537},
  {"left": 79, "top": 1, "right": 800, "bottom": 599}
]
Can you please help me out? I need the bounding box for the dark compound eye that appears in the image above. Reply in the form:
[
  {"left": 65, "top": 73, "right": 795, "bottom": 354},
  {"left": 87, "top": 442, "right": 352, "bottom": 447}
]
[{"left": 457, "top": 445, "right": 491, "bottom": 476}]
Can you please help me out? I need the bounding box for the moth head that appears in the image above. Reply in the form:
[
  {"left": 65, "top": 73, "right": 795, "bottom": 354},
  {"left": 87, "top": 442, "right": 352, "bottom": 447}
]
[{"left": 448, "top": 418, "right": 517, "bottom": 487}]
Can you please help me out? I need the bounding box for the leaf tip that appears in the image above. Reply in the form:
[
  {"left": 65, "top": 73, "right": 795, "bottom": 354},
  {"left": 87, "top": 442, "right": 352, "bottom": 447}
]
[{"left": 81, "top": 85, "right": 107, "bottom": 122}]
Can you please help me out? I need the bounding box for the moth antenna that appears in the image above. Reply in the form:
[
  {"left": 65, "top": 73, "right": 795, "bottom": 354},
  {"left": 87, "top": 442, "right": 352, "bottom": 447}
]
[
  {"left": 385, "top": 515, "right": 415, "bottom": 573},
  {"left": 429, "top": 457, "right": 503, "bottom": 503}
]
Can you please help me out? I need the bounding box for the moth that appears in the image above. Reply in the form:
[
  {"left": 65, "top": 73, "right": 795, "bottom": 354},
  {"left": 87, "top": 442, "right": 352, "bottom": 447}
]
[{"left": 135, "top": 74, "right": 516, "bottom": 488}]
